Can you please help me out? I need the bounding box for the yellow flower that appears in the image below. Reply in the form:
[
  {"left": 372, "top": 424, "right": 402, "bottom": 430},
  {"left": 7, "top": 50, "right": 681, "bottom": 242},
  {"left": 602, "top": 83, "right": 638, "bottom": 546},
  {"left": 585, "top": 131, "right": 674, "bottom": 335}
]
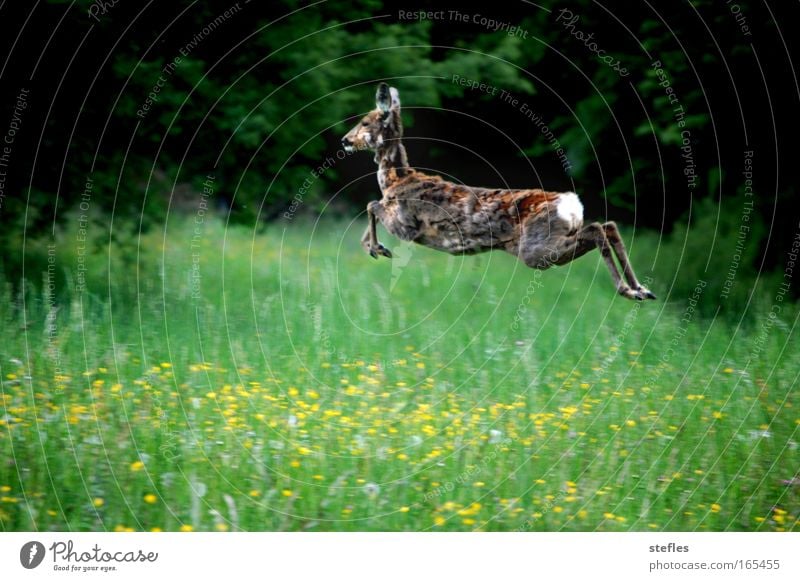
[
  {"left": 434, "top": 515, "right": 446, "bottom": 526},
  {"left": 399, "top": 506, "right": 410, "bottom": 513},
  {"left": 248, "top": 490, "right": 261, "bottom": 498},
  {"left": 281, "top": 489, "right": 293, "bottom": 497},
  {"left": 206, "top": 392, "right": 217, "bottom": 399},
  {"left": 143, "top": 494, "right": 157, "bottom": 504},
  {"left": 180, "top": 524, "right": 193, "bottom": 532},
  {"left": 473, "top": 481, "right": 485, "bottom": 488},
  {"left": 396, "top": 453, "right": 408, "bottom": 461},
  {"left": 462, "top": 518, "right": 476, "bottom": 525},
  {"left": 723, "top": 368, "right": 734, "bottom": 373},
  {"left": 130, "top": 460, "right": 144, "bottom": 472},
  {"left": 625, "top": 420, "right": 636, "bottom": 428},
  {"left": 215, "top": 523, "right": 229, "bottom": 531},
  {"left": 0, "top": 486, "right": 10, "bottom": 493},
  {"left": 150, "top": 527, "right": 162, "bottom": 532},
  {"left": 710, "top": 503, "right": 721, "bottom": 513},
  {"left": 160, "top": 362, "right": 172, "bottom": 368},
  {"left": 603, "top": 512, "right": 615, "bottom": 519},
  {"left": 93, "top": 498, "right": 104, "bottom": 508},
  {"left": 712, "top": 411, "right": 724, "bottom": 420}
]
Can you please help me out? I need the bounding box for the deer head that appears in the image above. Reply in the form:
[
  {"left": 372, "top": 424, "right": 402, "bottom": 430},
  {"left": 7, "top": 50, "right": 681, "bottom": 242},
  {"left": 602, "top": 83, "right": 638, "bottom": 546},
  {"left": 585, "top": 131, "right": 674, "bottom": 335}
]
[{"left": 341, "top": 82, "right": 403, "bottom": 153}]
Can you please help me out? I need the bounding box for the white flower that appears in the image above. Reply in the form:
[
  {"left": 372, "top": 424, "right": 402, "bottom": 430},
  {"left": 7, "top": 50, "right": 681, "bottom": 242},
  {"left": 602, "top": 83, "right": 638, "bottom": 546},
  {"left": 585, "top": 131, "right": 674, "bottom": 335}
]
[
  {"left": 489, "top": 429, "right": 503, "bottom": 444},
  {"left": 363, "top": 482, "right": 380, "bottom": 497}
]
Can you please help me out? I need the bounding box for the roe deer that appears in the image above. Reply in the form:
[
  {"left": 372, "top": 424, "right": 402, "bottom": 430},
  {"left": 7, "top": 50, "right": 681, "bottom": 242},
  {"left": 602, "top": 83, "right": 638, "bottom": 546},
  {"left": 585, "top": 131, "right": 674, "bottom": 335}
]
[{"left": 341, "top": 83, "right": 656, "bottom": 301}]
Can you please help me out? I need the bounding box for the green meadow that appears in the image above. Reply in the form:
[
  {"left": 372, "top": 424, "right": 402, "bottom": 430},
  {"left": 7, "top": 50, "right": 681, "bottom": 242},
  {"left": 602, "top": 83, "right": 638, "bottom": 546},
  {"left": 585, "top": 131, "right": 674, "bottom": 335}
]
[{"left": 1, "top": 216, "right": 797, "bottom": 531}]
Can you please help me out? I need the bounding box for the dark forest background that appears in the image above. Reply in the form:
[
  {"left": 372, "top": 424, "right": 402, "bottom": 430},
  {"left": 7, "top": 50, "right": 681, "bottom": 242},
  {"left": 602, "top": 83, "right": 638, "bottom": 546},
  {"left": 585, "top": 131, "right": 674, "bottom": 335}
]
[{"left": 0, "top": 0, "right": 797, "bottom": 312}]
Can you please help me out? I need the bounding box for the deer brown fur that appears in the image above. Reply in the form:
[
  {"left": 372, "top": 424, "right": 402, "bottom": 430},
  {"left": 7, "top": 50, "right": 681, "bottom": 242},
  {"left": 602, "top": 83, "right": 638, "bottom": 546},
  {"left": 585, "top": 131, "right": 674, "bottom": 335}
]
[{"left": 341, "top": 83, "right": 655, "bottom": 301}]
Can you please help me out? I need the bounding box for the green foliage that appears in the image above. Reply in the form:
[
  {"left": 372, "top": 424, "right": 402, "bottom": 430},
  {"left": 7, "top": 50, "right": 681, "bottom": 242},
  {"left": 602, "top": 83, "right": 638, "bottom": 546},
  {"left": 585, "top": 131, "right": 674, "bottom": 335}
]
[{"left": 1, "top": 218, "right": 796, "bottom": 531}]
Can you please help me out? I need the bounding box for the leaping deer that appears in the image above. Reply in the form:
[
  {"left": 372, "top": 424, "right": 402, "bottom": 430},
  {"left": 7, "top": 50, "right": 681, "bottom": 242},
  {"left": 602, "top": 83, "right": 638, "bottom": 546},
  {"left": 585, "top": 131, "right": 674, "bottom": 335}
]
[{"left": 341, "top": 83, "right": 656, "bottom": 301}]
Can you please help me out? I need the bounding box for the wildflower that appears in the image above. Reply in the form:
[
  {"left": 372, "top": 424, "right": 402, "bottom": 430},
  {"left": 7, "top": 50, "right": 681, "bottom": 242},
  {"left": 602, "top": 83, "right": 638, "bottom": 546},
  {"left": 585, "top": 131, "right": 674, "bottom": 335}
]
[
  {"left": 399, "top": 506, "right": 410, "bottom": 513},
  {"left": 363, "top": 482, "right": 380, "bottom": 497},
  {"left": 434, "top": 515, "right": 445, "bottom": 526},
  {"left": 130, "top": 461, "right": 144, "bottom": 472},
  {"left": 92, "top": 498, "right": 104, "bottom": 508},
  {"left": 710, "top": 503, "right": 721, "bottom": 513},
  {"left": 144, "top": 494, "right": 157, "bottom": 504},
  {"left": 281, "top": 489, "right": 293, "bottom": 498},
  {"left": 180, "top": 524, "right": 193, "bottom": 532}
]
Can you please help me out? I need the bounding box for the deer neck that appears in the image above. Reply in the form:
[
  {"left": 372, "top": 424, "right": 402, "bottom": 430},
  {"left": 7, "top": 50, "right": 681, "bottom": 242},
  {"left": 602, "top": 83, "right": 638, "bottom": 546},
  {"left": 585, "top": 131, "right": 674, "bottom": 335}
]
[{"left": 375, "top": 140, "right": 409, "bottom": 191}]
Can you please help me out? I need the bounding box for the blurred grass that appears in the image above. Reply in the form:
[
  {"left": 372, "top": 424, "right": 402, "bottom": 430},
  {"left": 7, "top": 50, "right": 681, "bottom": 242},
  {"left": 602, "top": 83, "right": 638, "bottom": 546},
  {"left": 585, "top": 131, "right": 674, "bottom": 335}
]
[{"left": 0, "top": 216, "right": 797, "bottom": 531}]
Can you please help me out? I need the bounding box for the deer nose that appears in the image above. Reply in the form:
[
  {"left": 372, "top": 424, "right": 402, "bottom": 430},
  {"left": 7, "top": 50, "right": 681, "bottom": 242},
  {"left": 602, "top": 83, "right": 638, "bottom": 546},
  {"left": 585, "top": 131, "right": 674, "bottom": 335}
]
[{"left": 341, "top": 137, "right": 352, "bottom": 147}]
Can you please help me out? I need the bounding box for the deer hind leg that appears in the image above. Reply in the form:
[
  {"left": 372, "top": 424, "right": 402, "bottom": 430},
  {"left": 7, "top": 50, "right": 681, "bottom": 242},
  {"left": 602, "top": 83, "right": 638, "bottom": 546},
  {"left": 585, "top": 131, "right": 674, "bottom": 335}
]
[
  {"left": 524, "top": 222, "right": 647, "bottom": 300},
  {"left": 601, "top": 222, "right": 656, "bottom": 299},
  {"left": 362, "top": 201, "right": 392, "bottom": 259}
]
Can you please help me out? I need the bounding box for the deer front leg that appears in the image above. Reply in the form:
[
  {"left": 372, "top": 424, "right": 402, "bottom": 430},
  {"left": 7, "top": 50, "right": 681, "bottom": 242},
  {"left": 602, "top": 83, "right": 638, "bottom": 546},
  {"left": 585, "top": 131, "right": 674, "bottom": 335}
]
[{"left": 361, "top": 201, "right": 392, "bottom": 259}]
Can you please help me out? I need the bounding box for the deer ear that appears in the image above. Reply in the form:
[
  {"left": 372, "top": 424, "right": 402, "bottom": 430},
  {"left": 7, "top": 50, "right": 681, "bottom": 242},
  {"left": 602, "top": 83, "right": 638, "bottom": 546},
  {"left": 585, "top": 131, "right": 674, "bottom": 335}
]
[
  {"left": 389, "top": 87, "right": 401, "bottom": 110},
  {"left": 376, "top": 82, "right": 391, "bottom": 113}
]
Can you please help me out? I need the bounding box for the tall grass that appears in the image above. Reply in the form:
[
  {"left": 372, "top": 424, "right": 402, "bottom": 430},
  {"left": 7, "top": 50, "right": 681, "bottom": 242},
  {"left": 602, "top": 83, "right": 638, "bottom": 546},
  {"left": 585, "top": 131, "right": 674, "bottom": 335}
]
[{"left": 0, "top": 216, "right": 797, "bottom": 531}]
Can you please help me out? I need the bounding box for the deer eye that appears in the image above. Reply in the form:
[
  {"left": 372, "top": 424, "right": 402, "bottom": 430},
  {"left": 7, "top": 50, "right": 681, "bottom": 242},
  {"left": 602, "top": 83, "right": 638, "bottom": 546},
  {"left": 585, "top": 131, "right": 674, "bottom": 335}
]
[{"left": 361, "top": 121, "right": 369, "bottom": 127}]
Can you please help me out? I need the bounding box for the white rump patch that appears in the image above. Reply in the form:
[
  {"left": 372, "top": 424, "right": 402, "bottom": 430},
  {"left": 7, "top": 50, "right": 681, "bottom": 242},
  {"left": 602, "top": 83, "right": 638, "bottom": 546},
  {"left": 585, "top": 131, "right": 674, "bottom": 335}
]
[{"left": 556, "top": 192, "right": 584, "bottom": 231}]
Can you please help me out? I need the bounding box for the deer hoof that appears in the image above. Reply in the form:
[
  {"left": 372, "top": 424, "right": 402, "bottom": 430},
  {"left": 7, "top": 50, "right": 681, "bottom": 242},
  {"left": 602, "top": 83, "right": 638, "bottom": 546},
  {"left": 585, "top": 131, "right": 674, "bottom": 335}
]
[
  {"left": 377, "top": 244, "right": 392, "bottom": 258},
  {"left": 638, "top": 287, "right": 657, "bottom": 300}
]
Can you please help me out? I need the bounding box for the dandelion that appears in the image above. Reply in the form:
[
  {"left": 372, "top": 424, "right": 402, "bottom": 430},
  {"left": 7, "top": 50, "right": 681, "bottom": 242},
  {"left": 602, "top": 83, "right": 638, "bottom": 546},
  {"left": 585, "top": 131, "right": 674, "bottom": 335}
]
[
  {"left": 433, "top": 515, "right": 445, "bottom": 526},
  {"left": 710, "top": 503, "right": 721, "bottom": 513},
  {"left": 248, "top": 490, "right": 261, "bottom": 498},
  {"left": 179, "top": 524, "right": 193, "bottom": 532},
  {"left": 130, "top": 460, "right": 144, "bottom": 472},
  {"left": 399, "top": 506, "right": 410, "bottom": 513},
  {"left": 473, "top": 481, "right": 485, "bottom": 488},
  {"left": 92, "top": 498, "right": 104, "bottom": 508},
  {"left": 281, "top": 489, "right": 294, "bottom": 498},
  {"left": 143, "top": 494, "right": 157, "bottom": 504},
  {"left": 150, "top": 527, "right": 162, "bottom": 532}
]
